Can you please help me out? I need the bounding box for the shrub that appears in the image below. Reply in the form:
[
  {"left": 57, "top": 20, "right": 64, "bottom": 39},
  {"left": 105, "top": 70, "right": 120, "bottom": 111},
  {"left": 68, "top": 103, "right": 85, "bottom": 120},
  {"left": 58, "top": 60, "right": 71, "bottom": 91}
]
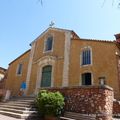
[{"left": 35, "top": 90, "right": 64, "bottom": 117}]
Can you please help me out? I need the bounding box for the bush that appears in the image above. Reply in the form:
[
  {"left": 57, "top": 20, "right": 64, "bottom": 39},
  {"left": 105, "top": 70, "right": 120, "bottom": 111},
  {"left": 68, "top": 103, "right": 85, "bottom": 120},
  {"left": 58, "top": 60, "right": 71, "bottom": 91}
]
[{"left": 35, "top": 90, "right": 64, "bottom": 117}]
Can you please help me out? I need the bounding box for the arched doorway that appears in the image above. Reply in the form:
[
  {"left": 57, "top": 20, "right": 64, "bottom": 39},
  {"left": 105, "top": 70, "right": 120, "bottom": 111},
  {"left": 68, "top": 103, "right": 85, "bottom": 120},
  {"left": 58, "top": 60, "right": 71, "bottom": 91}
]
[{"left": 41, "top": 65, "right": 52, "bottom": 87}]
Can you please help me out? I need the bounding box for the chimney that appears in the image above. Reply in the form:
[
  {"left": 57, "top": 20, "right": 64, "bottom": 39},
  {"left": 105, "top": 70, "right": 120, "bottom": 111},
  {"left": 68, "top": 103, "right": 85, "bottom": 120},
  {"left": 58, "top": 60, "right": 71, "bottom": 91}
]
[{"left": 115, "top": 33, "right": 120, "bottom": 43}]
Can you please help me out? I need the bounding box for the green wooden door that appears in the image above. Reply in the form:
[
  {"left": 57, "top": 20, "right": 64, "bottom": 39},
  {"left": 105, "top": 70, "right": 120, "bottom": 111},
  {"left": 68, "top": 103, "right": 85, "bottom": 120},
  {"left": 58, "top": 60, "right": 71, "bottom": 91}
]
[{"left": 41, "top": 65, "right": 52, "bottom": 87}]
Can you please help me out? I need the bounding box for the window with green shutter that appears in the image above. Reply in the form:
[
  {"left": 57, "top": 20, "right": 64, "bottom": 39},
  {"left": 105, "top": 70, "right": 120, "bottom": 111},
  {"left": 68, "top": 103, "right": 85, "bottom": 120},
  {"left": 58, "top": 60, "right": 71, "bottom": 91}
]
[{"left": 41, "top": 65, "right": 52, "bottom": 87}]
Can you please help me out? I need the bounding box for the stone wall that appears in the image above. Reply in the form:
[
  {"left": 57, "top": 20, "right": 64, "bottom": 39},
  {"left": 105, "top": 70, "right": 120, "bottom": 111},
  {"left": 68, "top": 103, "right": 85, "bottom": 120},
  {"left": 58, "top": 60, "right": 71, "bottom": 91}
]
[
  {"left": 113, "top": 100, "right": 120, "bottom": 117},
  {"left": 42, "top": 85, "right": 113, "bottom": 120}
]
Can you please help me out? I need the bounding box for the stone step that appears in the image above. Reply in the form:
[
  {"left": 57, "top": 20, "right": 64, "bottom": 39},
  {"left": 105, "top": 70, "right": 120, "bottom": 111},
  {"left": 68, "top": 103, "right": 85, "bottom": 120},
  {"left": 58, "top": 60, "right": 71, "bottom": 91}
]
[
  {"left": 0, "top": 96, "right": 38, "bottom": 119},
  {"left": 10, "top": 99, "right": 35, "bottom": 103},
  {"left": 0, "top": 107, "right": 37, "bottom": 114},
  {"left": 0, "top": 103, "right": 31, "bottom": 107},
  {"left": 10, "top": 96, "right": 35, "bottom": 100},
  {"left": 0, "top": 110, "right": 37, "bottom": 119},
  {"left": 6, "top": 100, "right": 34, "bottom": 104},
  {"left": 64, "top": 112, "right": 96, "bottom": 120},
  {"left": 0, "top": 101, "right": 35, "bottom": 108},
  {"left": 60, "top": 116, "right": 75, "bottom": 120},
  {"left": 0, "top": 104, "right": 32, "bottom": 110}
]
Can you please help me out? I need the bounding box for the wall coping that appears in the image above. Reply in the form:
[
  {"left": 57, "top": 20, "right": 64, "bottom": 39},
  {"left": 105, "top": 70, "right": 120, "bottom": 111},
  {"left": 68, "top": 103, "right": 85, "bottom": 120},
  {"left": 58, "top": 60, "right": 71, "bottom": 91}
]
[{"left": 40, "top": 85, "right": 113, "bottom": 91}]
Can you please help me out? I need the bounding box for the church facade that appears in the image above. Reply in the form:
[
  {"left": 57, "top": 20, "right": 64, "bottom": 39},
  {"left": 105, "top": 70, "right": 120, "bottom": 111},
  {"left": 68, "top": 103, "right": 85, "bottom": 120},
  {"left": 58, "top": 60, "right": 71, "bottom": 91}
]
[{"left": 5, "top": 27, "right": 120, "bottom": 99}]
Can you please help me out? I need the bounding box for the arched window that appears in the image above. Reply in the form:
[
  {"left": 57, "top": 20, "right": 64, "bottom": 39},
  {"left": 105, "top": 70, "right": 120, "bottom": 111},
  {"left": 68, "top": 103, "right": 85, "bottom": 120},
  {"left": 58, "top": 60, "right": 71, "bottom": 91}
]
[
  {"left": 41, "top": 65, "right": 52, "bottom": 87},
  {"left": 45, "top": 36, "right": 53, "bottom": 52},
  {"left": 81, "top": 48, "right": 91, "bottom": 65},
  {"left": 81, "top": 73, "right": 92, "bottom": 85}
]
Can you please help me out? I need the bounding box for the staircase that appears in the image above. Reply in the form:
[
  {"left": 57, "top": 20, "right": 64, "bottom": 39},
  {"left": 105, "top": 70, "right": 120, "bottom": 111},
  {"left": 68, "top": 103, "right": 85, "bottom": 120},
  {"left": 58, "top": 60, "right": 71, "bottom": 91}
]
[{"left": 0, "top": 97, "right": 38, "bottom": 119}]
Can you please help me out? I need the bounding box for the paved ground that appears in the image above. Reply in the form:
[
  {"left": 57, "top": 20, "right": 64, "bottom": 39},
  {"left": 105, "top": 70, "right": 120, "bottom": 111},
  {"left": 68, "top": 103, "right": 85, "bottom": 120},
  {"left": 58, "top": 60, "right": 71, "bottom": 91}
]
[{"left": 0, "top": 114, "right": 25, "bottom": 120}]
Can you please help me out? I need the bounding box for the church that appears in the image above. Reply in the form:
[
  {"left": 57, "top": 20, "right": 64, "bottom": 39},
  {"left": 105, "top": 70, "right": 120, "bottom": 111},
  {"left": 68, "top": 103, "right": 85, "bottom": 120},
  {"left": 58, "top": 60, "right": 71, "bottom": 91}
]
[{"left": 5, "top": 27, "right": 120, "bottom": 99}]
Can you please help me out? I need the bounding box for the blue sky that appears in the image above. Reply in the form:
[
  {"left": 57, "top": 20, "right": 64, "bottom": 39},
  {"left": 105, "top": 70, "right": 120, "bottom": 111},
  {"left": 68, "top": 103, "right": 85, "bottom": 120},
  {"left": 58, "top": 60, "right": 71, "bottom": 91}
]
[{"left": 1, "top": 0, "right": 120, "bottom": 68}]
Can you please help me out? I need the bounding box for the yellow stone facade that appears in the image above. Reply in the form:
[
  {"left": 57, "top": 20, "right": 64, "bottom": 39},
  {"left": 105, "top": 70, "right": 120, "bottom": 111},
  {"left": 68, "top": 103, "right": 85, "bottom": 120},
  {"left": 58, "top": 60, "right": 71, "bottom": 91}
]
[
  {"left": 5, "top": 50, "right": 30, "bottom": 96},
  {"left": 5, "top": 27, "right": 120, "bottom": 99}
]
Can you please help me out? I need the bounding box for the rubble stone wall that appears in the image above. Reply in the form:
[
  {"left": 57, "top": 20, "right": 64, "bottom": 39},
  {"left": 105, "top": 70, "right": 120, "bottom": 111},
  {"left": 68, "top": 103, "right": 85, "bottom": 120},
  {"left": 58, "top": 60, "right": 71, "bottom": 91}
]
[
  {"left": 42, "top": 85, "right": 113, "bottom": 120},
  {"left": 113, "top": 100, "right": 120, "bottom": 117}
]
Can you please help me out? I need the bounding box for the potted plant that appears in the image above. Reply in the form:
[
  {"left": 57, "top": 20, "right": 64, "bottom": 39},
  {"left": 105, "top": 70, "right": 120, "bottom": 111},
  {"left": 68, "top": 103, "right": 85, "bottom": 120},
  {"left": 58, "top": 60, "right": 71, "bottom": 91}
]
[{"left": 35, "top": 90, "right": 65, "bottom": 120}]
